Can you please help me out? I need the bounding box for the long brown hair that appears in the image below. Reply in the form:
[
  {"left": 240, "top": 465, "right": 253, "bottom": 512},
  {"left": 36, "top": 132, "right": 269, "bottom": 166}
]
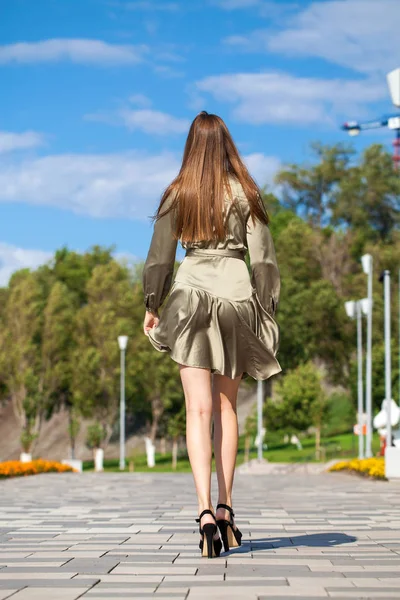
[{"left": 155, "top": 111, "right": 269, "bottom": 242}]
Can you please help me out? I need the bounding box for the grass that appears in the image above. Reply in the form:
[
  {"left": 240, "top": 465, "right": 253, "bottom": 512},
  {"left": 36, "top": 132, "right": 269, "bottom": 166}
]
[
  {"left": 82, "top": 453, "right": 192, "bottom": 473},
  {"left": 82, "top": 431, "right": 382, "bottom": 473}
]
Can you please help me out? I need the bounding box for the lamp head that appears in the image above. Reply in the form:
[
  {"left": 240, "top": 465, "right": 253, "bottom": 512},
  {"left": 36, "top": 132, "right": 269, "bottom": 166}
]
[
  {"left": 360, "top": 298, "right": 370, "bottom": 316},
  {"left": 118, "top": 335, "right": 128, "bottom": 350},
  {"left": 361, "top": 253, "right": 372, "bottom": 275},
  {"left": 387, "top": 68, "right": 400, "bottom": 108},
  {"left": 344, "top": 300, "right": 356, "bottom": 319}
]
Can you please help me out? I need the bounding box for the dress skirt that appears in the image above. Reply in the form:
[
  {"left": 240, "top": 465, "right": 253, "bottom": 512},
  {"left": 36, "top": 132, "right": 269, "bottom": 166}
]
[{"left": 147, "top": 248, "right": 282, "bottom": 381}]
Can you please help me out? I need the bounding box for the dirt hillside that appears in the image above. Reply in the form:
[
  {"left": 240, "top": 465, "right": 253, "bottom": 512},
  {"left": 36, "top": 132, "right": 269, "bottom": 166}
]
[{"left": 0, "top": 384, "right": 258, "bottom": 462}]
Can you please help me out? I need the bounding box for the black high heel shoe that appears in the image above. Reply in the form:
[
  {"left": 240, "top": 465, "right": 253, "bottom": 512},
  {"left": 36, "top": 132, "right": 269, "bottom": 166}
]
[
  {"left": 216, "top": 503, "right": 242, "bottom": 553},
  {"left": 195, "top": 509, "right": 222, "bottom": 558}
]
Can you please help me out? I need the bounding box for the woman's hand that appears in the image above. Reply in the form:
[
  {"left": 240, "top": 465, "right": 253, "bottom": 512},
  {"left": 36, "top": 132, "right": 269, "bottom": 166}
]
[{"left": 143, "top": 310, "right": 159, "bottom": 336}]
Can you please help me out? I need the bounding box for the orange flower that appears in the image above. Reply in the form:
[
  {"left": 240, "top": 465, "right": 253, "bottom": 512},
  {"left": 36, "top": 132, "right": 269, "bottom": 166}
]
[{"left": 0, "top": 459, "right": 77, "bottom": 478}]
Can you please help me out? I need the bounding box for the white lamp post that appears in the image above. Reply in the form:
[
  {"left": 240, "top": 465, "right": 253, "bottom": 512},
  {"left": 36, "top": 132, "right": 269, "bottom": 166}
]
[
  {"left": 383, "top": 267, "right": 400, "bottom": 479},
  {"left": 257, "top": 380, "right": 264, "bottom": 462},
  {"left": 361, "top": 254, "right": 373, "bottom": 457},
  {"left": 118, "top": 335, "right": 128, "bottom": 471},
  {"left": 383, "top": 271, "right": 392, "bottom": 451},
  {"left": 345, "top": 298, "right": 368, "bottom": 459}
]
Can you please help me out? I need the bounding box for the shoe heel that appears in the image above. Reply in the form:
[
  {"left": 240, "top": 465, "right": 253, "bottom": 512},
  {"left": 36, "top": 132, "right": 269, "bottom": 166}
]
[
  {"left": 202, "top": 523, "right": 216, "bottom": 559},
  {"left": 216, "top": 519, "right": 229, "bottom": 552},
  {"left": 228, "top": 524, "right": 242, "bottom": 548}
]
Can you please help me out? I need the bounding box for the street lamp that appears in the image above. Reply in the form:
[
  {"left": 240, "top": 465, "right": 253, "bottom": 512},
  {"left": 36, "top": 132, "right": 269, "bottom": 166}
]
[
  {"left": 342, "top": 68, "right": 400, "bottom": 167},
  {"left": 379, "top": 271, "right": 392, "bottom": 452},
  {"left": 361, "top": 253, "right": 373, "bottom": 458},
  {"left": 345, "top": 298, "right": 369, "bottom": 459},
  {"left": 257, "top": 380, "right": 264, "bottom": 462},
  {"left": 387, "top": 68, "right": 400, "bottom": 109},
  {"left": 118, "top": 335, "right": 128, "bottom": 471}
]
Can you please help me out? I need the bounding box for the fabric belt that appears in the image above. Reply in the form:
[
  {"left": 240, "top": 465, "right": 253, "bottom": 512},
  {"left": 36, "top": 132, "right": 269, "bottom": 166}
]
[{"left": 185, "top": 248, "right": 246, "bottom": 260}]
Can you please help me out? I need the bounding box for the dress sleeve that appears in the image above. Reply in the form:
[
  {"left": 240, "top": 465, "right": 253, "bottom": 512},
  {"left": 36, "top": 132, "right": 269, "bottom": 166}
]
[
  {"left": 142, "top": 199, "right": 178, "bottom": 314},
  {"left": 246, "top": 211, "right": 280, "bottom": 317}
]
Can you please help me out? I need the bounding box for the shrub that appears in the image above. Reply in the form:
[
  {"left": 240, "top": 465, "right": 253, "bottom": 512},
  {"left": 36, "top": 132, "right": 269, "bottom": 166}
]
[{"left": 324, "top": 391, "right": 355, "bottom": 436}]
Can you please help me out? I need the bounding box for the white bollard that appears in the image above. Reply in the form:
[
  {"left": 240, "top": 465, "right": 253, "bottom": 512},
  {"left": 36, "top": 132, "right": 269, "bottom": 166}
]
[
  {"left": 94, "top": 448, "right": 104, "bottom": 472},
  {"left": 145, "top": 437, "right": 156, "bottom": 468},
  {"left": 20, "top": 452, "right": 32, "bottom": 463},
  {"left": 62, "top": 459, "right": 83, "bottom": 473}
]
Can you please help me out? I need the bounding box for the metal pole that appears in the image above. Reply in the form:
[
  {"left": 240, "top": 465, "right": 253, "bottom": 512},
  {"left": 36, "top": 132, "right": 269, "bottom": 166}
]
[
  {"left": 257, "top": 380, "right": 263, "bottom": 462},
  {"left": 384, "top": 270, "right": 392, "bottom": 451},
  {"left": 366, "top": 257, "right": 373, "bottom": 457},
  {"left": 398, "top": 268, "right": 400, "bottom": 408},
  {"left": 356, "top": 302, "right": 364, "bottom": 459},
  {"left": 119, "top": 348, "right": 126, "bottom": 470}
]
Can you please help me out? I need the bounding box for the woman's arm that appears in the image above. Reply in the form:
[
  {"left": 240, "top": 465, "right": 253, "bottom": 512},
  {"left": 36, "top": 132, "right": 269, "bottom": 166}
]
[
  {"left": 142, "top": 199, "right": 178, "bottom": 315},
  {"left": 246, "top": 211, "right": 280, "bottom": 317}
]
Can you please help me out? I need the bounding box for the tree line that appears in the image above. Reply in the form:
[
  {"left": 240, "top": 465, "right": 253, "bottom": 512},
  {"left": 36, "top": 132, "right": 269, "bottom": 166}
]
[{"left": 0, "top": 141, "right": 399, "bottom": 460}]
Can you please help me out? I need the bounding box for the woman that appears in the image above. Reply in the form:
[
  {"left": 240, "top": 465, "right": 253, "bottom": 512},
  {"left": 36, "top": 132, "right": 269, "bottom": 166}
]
[{"left": 142, "top": 111, "right": 281, "bottom": 559}]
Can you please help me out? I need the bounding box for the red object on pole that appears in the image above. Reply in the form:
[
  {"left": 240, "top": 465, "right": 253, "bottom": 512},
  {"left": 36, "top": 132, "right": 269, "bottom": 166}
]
[
  {"left": 380, "top": 435, "right": 387, "bottom": 457},
  {"left": 353, "top": 423, "right": 367, "bottom": 435},
  {"left": 393, "top": 130, "right": 400, "bottom": 167},
  {"left": 393, "top": 129, "right": 400, "bottom": 169}
]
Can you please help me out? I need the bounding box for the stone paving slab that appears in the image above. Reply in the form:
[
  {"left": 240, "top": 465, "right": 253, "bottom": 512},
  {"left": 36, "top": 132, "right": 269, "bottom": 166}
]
[{"left": 0, "top": 471, "right": 400, "bottom": 599}]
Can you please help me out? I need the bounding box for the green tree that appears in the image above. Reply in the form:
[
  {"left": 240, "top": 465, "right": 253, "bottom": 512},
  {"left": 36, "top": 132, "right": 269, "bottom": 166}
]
[
  {"left": 0, "top": 272, "right": 44, "bottom": 452},
  {"left": 324, "top": 391, "right": 355, "bottom": 436},
  {"left": 41, "top": 281, "right": 79, "bottom": 456},
  {"left": 50, "top": 246, "right": 114, "bottom": 305},
  {"left": 276, "top": 142, "right": 353, "bottom": 227},
  {"left": 167, "top": 403, "right": 186, "bottom": 470},
  {"left": 71, "top": 260, "right": 137, "bottom": 447},
  {"left": 275, "top": 220, "right": 351, "bottom": 380},
  {"left": 332, "top": 144, "right": 400, "bottom": 241},
  {"left": 243, "top": 410, "right": 257, "bottom": 463},
  {"left": 266, "top": 362, "right": 328, "bottom": 457}
]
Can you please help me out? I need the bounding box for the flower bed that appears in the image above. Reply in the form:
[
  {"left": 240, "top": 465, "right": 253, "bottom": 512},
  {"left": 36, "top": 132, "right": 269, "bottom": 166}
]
[
  {"left": 329, "top": 457, "right": 386, "bottom": 480},
  {"left": 0, "top": 459, "right": 77, "bottom": 478}
]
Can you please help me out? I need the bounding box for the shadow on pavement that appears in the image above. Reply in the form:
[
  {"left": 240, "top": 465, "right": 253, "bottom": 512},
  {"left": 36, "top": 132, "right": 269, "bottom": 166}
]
[{"left": 225, "top": 532, "right": 357, "bottom": 554}]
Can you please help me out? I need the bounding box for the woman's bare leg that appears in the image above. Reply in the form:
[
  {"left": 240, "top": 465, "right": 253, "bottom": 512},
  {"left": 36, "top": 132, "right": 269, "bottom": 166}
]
[
  {"left": 179, "top": 365, "right": 216, "bottom": 530},
  {"left": 212, "top": 373, "right": 242, "bottom": 524}
]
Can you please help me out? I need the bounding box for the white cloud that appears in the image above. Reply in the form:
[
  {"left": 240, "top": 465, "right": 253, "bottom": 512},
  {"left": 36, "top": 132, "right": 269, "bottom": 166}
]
[
  {"left": 0, "top": 149, "right": 279, "bottom": 220},
  {"left": 0, "top": 131, "right": 44, "bottom": 154},
  {"left": 196, "top": 71, "right": 385, "bottom": 126},
  {"left": 129, "top": 94, "right": 152, "bottom": 107},
  {"left": 213, "top": 0, "right": 297, "bottom": 16},
  {"left": 87, "top": 107, "right": 190, "bottom": 135},
  {"left": 0, "top": 39, "right": 148, "bottom": 66},
  {"left": 244, "top": 153, "right": 281, "bottom": 186},
  {"left": 0, "top": 151, "right": 180, "bottom": 219},
  {"left": 0, "top": 243, "right": 53, "bottom": 286},
  {"left": 229, "top": 0, "right": 400, "bottom": 75},
  {"left": 118, "top": 109, "right": 190, "bottom": 134}
]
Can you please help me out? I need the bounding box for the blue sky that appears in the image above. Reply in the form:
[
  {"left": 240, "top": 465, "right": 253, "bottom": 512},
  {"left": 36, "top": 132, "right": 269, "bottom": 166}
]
[{"left": 0, "top": 0, "right": 399, "bottom": 284}]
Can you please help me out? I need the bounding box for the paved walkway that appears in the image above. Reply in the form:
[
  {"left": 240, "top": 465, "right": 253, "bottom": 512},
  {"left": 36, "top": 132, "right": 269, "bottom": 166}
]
[{"left": 0, "top": 470, "right": 400, "bottom": 599}]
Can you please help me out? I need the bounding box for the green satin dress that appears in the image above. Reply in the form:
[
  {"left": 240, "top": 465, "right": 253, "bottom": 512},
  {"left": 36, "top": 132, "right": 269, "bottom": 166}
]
[{"left": 142, "top": 178, "right": 282, "bottom": 381}]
